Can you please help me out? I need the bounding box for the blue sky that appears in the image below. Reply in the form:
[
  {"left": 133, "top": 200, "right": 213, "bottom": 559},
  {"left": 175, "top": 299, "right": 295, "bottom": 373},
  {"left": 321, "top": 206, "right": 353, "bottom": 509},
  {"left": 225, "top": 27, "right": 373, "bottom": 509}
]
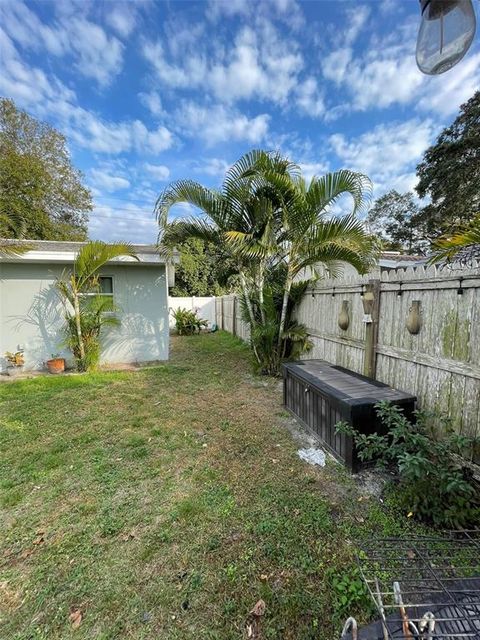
[{"left": 1, "top": 0, "right": 479, "bottom": 243}]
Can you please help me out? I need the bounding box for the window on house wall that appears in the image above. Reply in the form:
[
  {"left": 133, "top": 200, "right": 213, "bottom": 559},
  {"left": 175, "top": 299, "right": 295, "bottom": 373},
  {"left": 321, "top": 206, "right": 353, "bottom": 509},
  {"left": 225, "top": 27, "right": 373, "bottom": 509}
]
[
  {"left": 82, "top": 276, "right": 114, "bottom": 298},
  {"left": 99, "top": 276, "right": 113, "bottom": 296}
]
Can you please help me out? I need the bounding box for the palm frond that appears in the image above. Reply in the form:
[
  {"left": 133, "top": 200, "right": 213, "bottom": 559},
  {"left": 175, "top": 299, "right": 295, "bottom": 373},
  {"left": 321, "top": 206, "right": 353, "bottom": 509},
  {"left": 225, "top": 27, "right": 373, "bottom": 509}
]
[
  {"left": 162, "top": 218, "right": 221, "bottom": 248},
  {"left": 305, "top": 170, "right": 372, "bottom": 217},
  {"left": 155, "top": 181, "right": 223, "bottom": 230},
  {"left": 74, "top": 241, "right": 138, "bottom": 290},
  {"left": 0, "top": 238, "right": 34, "bottom": 257},
  {"left": 429, "top": 214, "right": 480, "bottom": 265}
]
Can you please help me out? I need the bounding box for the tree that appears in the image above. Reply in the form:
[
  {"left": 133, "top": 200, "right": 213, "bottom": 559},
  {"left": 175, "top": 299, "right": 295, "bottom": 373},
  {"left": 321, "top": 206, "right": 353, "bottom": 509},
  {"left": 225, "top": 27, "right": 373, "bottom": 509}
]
[
  {"left": 429, "top": 213, "right": 480, "bottom": 266},
  {"left": 233, "top": 159, "right": 377, "bottom": 356},
  {"left": 0, "top": 98, "right": 92, "bottom": 240},
  {"left": 365, "top": 190, "right": 428, "bottom": 254},
  {"left": 56, "top": 241, "right": 138, "bottom": 371},
  {"left": 416, "top": 91, "right": 480, "bottom": 234},
  {"left": 170, "top": 237, "right": 235, "bottom": 297},
  {"left": 157, "top": 150, "right": 378, "bottom": 374}
]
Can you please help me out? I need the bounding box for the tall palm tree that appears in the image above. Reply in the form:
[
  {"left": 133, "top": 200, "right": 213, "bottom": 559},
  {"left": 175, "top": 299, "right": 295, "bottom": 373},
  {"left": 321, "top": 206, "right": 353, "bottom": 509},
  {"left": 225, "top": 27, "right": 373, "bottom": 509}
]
[
  {"left": 156, "top": 150, "right": 294, "bottom": 331},
  {"left": 228, "top": 161, "right": 377, "bottom": 351},
  {"left": 157, "top": 150, "right": 377, "bottom": 372},
  {"left": 429, "top": 214, "right": 480, "bottom": 266},
  {"left": 56, "top": 241, "right": 138, "bottom": 369}
]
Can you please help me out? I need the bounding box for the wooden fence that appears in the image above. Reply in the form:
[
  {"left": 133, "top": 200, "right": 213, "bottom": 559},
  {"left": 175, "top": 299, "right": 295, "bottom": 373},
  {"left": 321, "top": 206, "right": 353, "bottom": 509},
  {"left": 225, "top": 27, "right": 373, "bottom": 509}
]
[{"left": 215, "top": 262, "right": 480, "bottom": 440}]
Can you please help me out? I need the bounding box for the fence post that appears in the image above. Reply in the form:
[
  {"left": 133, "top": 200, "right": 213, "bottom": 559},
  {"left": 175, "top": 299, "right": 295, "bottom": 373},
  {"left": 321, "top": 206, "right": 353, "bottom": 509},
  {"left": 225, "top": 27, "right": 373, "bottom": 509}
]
[
  {"left": 232, "top": 296, "right": 237, "bottom": 336},
  {"left": 221, "top": 296, "right": 224, "bottom": 330},
  {"left": 363, "top": 279, "right": 381, "bottom": 379}
]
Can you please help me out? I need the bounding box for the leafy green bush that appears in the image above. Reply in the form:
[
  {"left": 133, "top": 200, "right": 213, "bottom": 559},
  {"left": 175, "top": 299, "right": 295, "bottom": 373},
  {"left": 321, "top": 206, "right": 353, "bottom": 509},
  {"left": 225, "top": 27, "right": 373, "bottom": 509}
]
[
  {"left": 336, "top": 401, "right": 480, "bottom": 528},
  {"left": 172, "top": 307, "right": 208, "bottom": 336},
  {"left": 325, "top": 566, "right": 373, "bottom": 625},
  {"left": 241, "top": 275, "right": 313, "bottom": 376},
  {"left": 64, "top": 295, "right": 119, "bottom": 371}
]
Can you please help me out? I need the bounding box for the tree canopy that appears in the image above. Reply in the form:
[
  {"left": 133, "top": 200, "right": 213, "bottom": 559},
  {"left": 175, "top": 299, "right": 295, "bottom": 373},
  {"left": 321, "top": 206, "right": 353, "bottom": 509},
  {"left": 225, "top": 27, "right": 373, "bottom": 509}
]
[
  {"left": 0, "top": 98, "right": 92, "bottom": 240},
  {"left": 366, "top": 190, "right": 428, "bottom": 254},
  {"left": 416, "top": 90, "right": 480, "bottom": 234},
  {"left": 169, "top": 237, "right": 236, "bottom": 297}
]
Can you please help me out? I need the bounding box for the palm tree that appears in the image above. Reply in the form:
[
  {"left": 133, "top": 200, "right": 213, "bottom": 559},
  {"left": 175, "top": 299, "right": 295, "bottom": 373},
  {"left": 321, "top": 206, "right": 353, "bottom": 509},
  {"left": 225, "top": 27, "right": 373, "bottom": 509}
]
[
  {"left": 56, "top": 241, "right": 138, "bottom": 370},
  {"left": 228, "top": 159, "right": 377, "bottom": 352},
  {"left": 157, "top": 150, "right": 377, "bottom": 373},
  {"left": 156, "top": 151, "right": 294, "bottom": 333},
  {"left": 429, "top": 214, "right": 480, "bottom": 266}
]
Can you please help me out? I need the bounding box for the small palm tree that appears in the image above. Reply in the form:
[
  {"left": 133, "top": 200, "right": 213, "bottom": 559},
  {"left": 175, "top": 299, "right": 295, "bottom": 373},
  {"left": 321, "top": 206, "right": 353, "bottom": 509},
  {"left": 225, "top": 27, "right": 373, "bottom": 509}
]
[
  {"left": 56, "top": 241, "right": 138, "bottom": 370},
  {"left": 429, "top": 214, "right": 480, "bottom": 266}
]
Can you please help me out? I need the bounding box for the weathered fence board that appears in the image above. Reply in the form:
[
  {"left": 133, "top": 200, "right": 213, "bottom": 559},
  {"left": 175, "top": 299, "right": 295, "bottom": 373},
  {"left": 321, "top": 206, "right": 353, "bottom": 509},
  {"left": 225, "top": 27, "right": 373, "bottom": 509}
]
[{"left": 215, "top": 262, "right": 480, "bottom": 441}]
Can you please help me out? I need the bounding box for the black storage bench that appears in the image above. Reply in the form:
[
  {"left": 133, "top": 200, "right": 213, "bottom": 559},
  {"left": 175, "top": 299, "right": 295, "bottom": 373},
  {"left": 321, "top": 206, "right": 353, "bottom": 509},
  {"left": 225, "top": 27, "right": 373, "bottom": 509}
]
[{"left": 282, "top": 360, "right": 416, "bottom": 471}]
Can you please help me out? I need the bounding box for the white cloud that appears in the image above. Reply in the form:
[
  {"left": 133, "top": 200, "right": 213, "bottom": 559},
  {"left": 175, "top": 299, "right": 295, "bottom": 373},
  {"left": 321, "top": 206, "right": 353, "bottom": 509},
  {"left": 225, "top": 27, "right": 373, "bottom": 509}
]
[
  {"left": 89, "top": 201, "right": 157, "bottom": 243},
  {"left": 177, "top": 103, "right": 269, "bottom": 145},
  {"left": 90, "top": 169, "right": 130, "bottom": 191},
  {"left": 0, "top": 0, "right": 124, "bottom": 87},
  {"left": 143, "top": 22, "right": 302, "bottom": 106},
  {"left": 416, "top": 53, "right": 480, "bottom": 117},
  {"left": 144, "top": 163, "right": 170, "bottom": 180},
  {"left": 195, "top": 158, "right": 231, "bottom": 179},
  {"left": 299, "top": 162, "right": 329, "bottom": 183},
  {"left": 206, "top": 0, "right": 304, "bottom": 28},
  {"left": 344, "top": 5, "right": 370, "bottom": 45},
  {"left": 105, "top": 3, "right": 139, "bottom": 38},
  {"left": 322, "top": 20, "right": 480, "bottom": 119},
  {"left": 329, "top": 118, "right": 437, "bottom": 196},
  {"left": 138, "top": 91, "right": 164, "bottom": 117},
  {"left": 0, "top": 29, "right": 174, "bottom": 156},
  {"left": 295, "top": 77, "right": 325, "bottom": 118}
]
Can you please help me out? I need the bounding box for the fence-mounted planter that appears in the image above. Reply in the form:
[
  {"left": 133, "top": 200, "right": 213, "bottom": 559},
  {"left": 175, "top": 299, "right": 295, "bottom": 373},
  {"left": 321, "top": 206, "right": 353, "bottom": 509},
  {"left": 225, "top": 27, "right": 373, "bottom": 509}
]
[{"left": 282, "top": 359, "right": 416, "bottom": 471}]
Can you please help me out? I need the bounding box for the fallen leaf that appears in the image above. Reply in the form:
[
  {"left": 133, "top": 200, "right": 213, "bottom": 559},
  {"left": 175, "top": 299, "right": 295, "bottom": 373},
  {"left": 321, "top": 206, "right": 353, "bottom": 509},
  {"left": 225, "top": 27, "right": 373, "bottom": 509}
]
[
  {"left": 406, "top": 549, "right": 416, "bottom": 559},
  {"left": 407, "top": 511, "right": 414, "bottom": 518},
  {"left": 69, "top": 608, "right": 82, "bottom": 629},
  {"left": 32, "top": 536, "right": 44, "bottom": 546},
  {"left": 250, "top": 599, "right": 266, "bottom": 617},
  {"left": 259, "top": 574, "right": 268, "bottom": 581}
]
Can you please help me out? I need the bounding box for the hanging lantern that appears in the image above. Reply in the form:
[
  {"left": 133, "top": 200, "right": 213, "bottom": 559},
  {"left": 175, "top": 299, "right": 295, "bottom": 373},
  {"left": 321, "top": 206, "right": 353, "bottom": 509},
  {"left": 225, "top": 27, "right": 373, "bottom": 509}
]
[{"left": 416, "top": 0, "right": 476, "bottom": 75}]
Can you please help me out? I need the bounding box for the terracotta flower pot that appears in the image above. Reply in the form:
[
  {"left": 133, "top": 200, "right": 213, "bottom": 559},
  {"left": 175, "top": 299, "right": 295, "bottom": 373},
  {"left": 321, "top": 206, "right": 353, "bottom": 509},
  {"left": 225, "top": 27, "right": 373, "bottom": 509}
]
[{"left": 46, "top": 358, "right": 65, "bottom": 374}]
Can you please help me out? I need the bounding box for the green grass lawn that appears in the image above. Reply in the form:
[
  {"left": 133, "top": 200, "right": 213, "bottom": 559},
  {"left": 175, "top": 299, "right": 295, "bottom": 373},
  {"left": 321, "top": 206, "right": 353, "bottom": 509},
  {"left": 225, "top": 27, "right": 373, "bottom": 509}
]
[{"left": 1, "top": 332, "right": 417, "bottom": 639}]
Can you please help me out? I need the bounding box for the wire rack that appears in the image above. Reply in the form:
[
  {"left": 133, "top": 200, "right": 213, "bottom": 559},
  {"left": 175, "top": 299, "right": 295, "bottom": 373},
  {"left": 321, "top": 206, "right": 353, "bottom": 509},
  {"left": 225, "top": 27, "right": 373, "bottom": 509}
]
[{"left": 356, "top": 530, "right": 480, "bottom": 640}]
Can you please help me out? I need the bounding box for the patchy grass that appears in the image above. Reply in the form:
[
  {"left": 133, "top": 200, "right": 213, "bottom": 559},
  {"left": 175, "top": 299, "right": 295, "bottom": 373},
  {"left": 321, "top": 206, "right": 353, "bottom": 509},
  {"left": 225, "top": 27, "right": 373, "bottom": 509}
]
[{"left": 1, "top": 332, "right": 418, "bottom": 639}]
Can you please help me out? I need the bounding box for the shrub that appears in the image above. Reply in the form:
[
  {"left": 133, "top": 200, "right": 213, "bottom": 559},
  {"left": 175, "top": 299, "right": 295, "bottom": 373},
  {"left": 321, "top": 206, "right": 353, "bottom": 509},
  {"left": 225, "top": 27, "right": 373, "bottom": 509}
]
[
  {"left": 172, "top": 307, "right": 208, "bottom": 336},
  {"left": 336, "top": 401, "right": 480, "bottom": 528}
]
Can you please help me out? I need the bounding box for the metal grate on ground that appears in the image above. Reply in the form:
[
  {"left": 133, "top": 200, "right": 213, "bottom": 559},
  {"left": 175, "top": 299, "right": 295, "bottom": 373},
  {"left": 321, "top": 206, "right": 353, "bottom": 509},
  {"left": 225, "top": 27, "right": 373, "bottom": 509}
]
[{"left": 356, "top": 531, "right": 480, "bottom": 639}]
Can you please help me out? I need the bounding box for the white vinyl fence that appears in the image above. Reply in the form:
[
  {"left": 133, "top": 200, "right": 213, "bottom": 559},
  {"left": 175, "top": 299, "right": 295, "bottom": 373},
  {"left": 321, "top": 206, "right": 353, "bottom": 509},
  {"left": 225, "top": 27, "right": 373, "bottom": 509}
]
[{"left": 168, "top": 296, "right": 216, "bottom": 328}]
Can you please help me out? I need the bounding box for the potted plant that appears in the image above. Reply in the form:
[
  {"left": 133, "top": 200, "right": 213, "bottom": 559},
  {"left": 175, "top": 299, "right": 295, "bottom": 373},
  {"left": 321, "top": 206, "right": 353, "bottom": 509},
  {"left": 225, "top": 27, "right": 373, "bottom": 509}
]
[
  {"left": 46, "top": 353, "right": 65, "bottom": 374},
  {"left": 4, "top": 350, "right": 25, "bottom": 377}
]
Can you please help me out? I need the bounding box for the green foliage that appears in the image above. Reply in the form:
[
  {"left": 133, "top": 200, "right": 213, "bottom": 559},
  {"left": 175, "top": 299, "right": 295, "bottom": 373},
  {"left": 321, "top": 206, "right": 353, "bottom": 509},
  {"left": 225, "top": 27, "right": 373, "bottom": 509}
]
[
  {"left": 244, "top": 273, "right": 312, "bottom": 375},
  {"left": 64, "top": 295, "right": 120, "bottom": 372},
  {"left": 366, "top": 190, "right": 428, "bottom": 254},
  {"left": 170, "top": 237, "right": 235, "bottom": 296},
  {"left": 56, "top": 241, "right": 138, "bottom": 371},
  {"left": 336, "top": 402, "right": 480, "bottom": 528},
  {"left": 0, "top": 98, "right": 92, "bottom": 241},
  {"left": 429, "top": 213, "right": 480, "bottom": 266},
  {"left": 326, "top": 566, "right": 372, "bottom": 624},
  {"left": 158, "top": 150, "right": 378, "bottom": 376},
  {"left": 416, "top": 90, "right": 480, "bottom": 234},
  {"left": 172, "top": 307, "right": 208, "bottom": 336}
]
